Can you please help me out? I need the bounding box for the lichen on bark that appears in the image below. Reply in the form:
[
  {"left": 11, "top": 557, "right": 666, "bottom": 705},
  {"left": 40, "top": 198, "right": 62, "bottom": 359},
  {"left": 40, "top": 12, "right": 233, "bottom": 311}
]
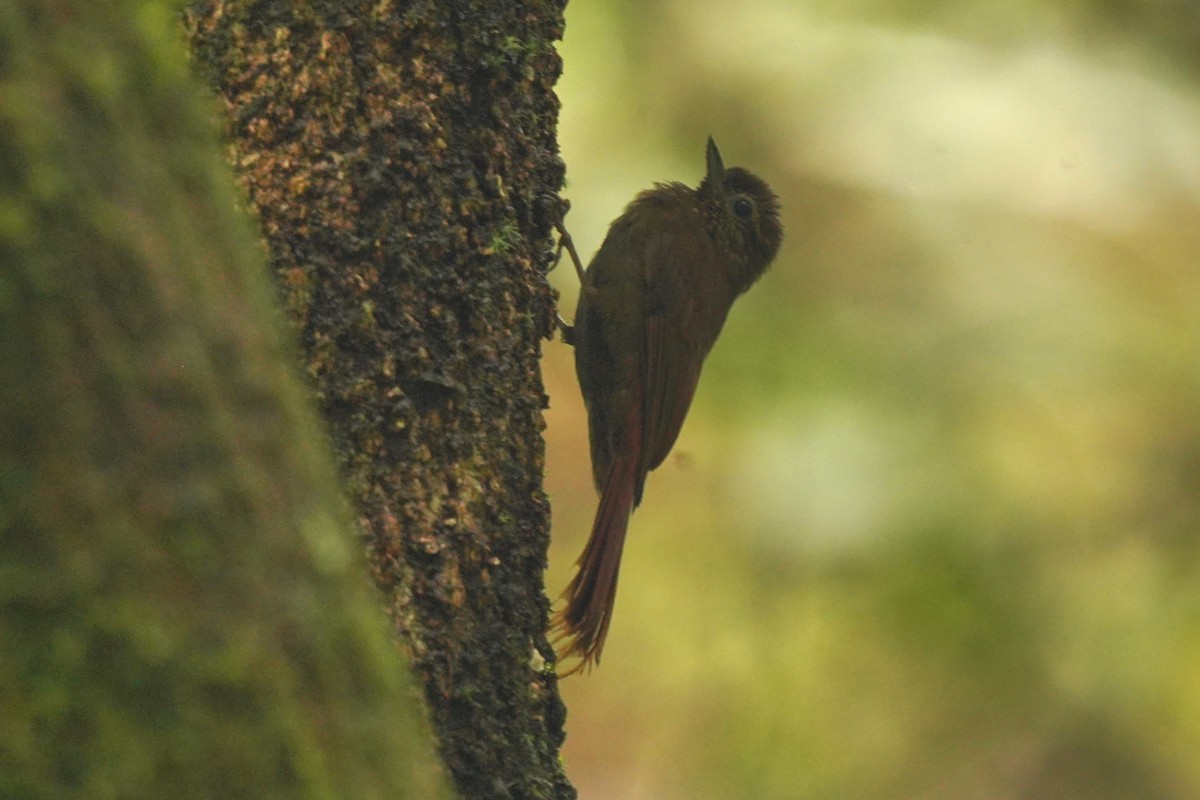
[{"left": 187, "top": 3, "right": 574, "bottom": 797}]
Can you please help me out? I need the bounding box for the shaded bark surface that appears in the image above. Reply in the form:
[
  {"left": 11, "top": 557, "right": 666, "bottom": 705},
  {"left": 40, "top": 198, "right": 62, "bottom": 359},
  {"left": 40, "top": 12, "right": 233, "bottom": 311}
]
[
  {"left": 1, "top": 2, "right": 446, "bottom": 798},
  {"left": 186, "top": 3, "right": 574, "bottom": 798}
]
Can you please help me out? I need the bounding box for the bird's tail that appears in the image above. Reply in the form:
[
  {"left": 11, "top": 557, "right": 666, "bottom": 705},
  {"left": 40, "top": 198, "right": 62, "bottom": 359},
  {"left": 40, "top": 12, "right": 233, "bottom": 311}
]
[{"left": 553, "top": 456, "right": 637, "bottom": 674}]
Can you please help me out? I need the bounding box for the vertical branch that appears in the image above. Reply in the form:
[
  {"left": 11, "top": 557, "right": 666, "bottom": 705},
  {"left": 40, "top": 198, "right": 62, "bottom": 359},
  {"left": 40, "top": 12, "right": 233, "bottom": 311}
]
[
  {"left": 187, "top": 3, "right": 574, "bottom": 797},
  {"left": 2, "top": 2, "right": 446, "bottom": 796}
]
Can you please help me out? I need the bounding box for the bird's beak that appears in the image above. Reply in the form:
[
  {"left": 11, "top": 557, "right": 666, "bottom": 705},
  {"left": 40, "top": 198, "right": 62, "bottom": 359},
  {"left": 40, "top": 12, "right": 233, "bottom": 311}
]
[{"left": 706, "top": 136, "right": 725, "bottom": 188}]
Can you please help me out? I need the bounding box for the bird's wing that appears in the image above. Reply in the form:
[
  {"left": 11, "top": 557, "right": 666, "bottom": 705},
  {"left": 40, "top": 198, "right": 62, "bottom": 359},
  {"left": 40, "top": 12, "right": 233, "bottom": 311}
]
[{"left": 636, "top": 218, "right": 720, "bottom": 500}]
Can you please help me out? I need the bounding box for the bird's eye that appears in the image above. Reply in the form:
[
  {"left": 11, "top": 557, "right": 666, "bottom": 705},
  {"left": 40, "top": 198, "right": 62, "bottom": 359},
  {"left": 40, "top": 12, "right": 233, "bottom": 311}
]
[{"left": 733, "top": 197, "right": 754, "bottom": 219}]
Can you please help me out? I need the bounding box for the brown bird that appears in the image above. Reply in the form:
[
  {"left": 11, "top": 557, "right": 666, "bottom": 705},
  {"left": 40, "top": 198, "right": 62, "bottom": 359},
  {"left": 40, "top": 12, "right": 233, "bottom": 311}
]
[{"left": 554, "top": 137, "right": 783, "bottom": 672}]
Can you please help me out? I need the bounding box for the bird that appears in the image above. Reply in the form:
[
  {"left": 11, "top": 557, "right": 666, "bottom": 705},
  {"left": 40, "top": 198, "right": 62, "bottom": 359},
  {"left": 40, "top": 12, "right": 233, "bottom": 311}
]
[{"left": 553, "top": 137, "right": 783, "bottom": 672}]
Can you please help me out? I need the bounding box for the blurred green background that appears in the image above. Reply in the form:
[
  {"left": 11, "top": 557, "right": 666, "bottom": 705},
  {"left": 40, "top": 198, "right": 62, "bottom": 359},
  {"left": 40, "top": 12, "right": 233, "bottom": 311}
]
[{"left": 541, "top": 1, "right": 1200, "bottom": 797}]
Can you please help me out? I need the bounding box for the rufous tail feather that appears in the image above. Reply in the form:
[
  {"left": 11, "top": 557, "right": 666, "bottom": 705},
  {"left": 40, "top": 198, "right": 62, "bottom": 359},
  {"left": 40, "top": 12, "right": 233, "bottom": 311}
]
[{"left": 552, "top": 456, "right": 636, "bottom": 674}]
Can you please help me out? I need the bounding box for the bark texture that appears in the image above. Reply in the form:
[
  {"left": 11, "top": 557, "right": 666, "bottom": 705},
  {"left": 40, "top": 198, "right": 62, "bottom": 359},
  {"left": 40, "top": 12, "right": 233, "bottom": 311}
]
[
  {"left": 1, "top": 2, "right": 446, "bottom": 798},
  {"left": 185, "top": 3, "right": 573, "bottom": 798}
]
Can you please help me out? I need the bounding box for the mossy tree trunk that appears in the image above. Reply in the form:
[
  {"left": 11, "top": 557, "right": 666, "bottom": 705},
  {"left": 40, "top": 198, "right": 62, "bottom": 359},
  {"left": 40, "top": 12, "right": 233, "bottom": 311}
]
[
  {"left": 1, "top": 2, "right": 447, "bottom": 798},
  {"left": 185, "top": 3, "right": 574, "bottom": 799}
]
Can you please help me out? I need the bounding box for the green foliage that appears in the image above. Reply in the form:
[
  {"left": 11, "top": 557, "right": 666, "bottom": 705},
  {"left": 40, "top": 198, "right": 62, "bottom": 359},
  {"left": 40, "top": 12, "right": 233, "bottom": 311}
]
[{"left": 545, "top": 1, "right": 1200, "bottom": 797}]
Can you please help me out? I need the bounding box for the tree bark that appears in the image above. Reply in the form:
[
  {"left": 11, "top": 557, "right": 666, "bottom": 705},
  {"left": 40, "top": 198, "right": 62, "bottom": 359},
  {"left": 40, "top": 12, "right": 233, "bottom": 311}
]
[
  {"left": 185, "top": 3, "right": 574, "bottom": 798},
  {"left": 1, "top": 2, "right": 446, "bottom": 798}
]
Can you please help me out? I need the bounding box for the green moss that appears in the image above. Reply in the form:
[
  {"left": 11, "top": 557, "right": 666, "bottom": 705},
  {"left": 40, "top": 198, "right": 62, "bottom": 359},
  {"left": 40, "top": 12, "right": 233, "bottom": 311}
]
[
  {"left": 488, "top": 220, "right": 522, "bottom": 256},
  {"left": 1, "top": 2, "right": 447, "bottom": 797}
]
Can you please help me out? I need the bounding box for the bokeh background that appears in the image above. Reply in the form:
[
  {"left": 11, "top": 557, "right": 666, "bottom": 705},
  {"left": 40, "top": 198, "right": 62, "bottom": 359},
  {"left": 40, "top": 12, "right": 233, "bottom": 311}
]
[{"left": 541, "top": 1, "right": 1200, "bottom": 798}]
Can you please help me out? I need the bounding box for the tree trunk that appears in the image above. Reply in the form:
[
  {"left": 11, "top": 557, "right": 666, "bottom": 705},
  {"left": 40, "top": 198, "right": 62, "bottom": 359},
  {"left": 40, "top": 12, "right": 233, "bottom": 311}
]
[
  {"left": 185, "top": 3, "right": 574, "bottom": 798},
  {"left": 1, "top": 2, "right": 447, "bottom": 798}
]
